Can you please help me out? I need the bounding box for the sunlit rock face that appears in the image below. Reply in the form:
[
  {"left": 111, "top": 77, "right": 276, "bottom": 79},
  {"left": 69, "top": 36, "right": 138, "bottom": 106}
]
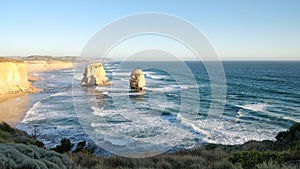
[
  {"left": 81, "top": 63, "right": 110, "bottom": 86},
  {"left": 0, "top": 59, "right": 31, "bottom": 94},
  {"left": 129, "top": 69, "right": 146, "bottom": 90}
]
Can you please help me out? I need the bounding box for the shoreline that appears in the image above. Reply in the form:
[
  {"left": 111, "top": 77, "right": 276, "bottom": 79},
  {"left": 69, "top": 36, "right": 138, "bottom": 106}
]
[
  {"left": 0, "top": 74, "right": 42, "bottom": 128},
  {"left": 0, "top": 66, "right": 74, "bottom": 128},
  {"left": 0, "top": 93, "right": 31, "bottom": 128}
]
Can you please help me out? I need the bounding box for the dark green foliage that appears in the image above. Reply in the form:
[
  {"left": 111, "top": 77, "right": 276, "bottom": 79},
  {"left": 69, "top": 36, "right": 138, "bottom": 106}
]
[
  {"left": 0, "top": 122, "right": 15, "bottom": 132},
  {"left": 214, "top": 160, "right": 237, "bottom": 169},
  {"left": 276, "top": 123, "right": 300, "bottom": 142},
  {"left": 0, "top": 143, "right": 72, "bottom": 169},
  {"left": 255, "top": 161, "right": 282, "bottom": 169},
  {"left": 276, "top": 123, "right": 300, "bottom": 149},
  {"left": 74, "top": 141, "right": 87, "bottom": 153},
  {"left": 229, "top": 150, "right": 283, "bottom": 169},
  {"left": 52, "top": 138, "right": 73, "bottom": 153},
  {"left": 68, "top": 151, "right": 101, "bottom": 169},
  {"left": 241, "top": 140, "right": 275, "bottom": 151},
  {"left": 0, "top": 122, "right": 44, "bottom": 147}
]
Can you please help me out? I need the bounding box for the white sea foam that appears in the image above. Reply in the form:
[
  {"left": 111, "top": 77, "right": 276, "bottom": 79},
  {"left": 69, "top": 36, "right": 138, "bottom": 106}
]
[
  {"left": 144, "top": 71, "right": 168, "bottom": 80},
  {"left": 50, "top": 91, "right": 69, "bottom": 97},
  {"left": 237, "top": 103, "right": 269, "bottom": 112},
  {"left": 178, "top": 115, "right": 282, "bottom": 145},
  {"left": 89, "top": 107, "right": 195, "bottom": 148}
]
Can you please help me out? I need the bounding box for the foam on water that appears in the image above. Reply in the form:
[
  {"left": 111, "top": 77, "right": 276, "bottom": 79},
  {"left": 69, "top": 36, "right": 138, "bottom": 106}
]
[
  {"left": 236, "top": 103, "right": 269, "bottom": 112},
  {"left": 90, "top": 107, "right": 197, "bottom": 148},
  {"left": 17, "top": 61, "right": 300, "bottom": 154},
  {"left": 178, "top": 115, "right": 283, "bottom": 144},
  {"left": 144, "top": 71, "right": 169, "bottom": 80}
]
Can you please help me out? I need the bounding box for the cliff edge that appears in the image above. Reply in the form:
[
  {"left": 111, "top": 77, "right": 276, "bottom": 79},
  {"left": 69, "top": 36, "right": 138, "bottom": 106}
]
[{"left": 0, "top": 58, "right": 36, "bottom": 95}]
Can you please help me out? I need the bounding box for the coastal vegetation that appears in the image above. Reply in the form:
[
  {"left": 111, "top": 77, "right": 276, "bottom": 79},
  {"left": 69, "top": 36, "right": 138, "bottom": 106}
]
[
  {"left": 0, "top": 57, "right": 23, "bottom": 63},
  {"left": 0, "top": 122, "right": 300, "bottom": 169}
]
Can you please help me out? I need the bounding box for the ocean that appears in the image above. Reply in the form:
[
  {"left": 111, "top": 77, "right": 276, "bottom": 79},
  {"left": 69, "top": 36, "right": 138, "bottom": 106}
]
[{"left": 17, "top": 61, "right": 300, "bottom": 156}]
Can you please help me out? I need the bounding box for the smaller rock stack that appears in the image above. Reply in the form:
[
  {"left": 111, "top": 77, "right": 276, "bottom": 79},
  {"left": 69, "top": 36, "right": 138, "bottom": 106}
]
[
  {"left": 81, "top": 63, "right": 110, "bottom": 86},
  {"left": 129, "top": 69, "right": 146, "bottom": 90}
]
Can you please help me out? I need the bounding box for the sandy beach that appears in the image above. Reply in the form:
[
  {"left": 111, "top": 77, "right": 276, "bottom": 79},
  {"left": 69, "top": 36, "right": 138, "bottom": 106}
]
[
  {"left": 0, "top": 59, "right": 74, "bottom": 128},
  {"left": 0, "top": 93, "right": 30, "bottom": 127},
  {"left": 0, "top": 73, "right": 43, "bottom": 127}
]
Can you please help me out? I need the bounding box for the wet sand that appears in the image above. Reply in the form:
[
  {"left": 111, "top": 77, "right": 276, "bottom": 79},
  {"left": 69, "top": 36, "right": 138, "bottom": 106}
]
[
  {"left": 0, "top": 74, "right": 41, "bottom": 128},
  {"left": 0, "top": 93, "right": 30, "bottom": 127},
  {"left": 0, "top": 60, "right": 73, "bottom": 128}
]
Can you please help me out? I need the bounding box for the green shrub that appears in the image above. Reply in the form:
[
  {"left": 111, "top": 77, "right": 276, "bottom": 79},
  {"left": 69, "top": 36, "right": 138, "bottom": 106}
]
[
  {"left": 68, "top": 151, "right": 100, "bottom": 169},
  {"left": 256, "top": 161, "right": 282, "bottom": 169},
  {"left": 0, "top": 122, "right": 42, "bottom": 146},
  {"left": 0, "top": 143, "right": 72, "bottom": 169},
  {"left": 52, "top": 138, "right": 73, "bottom": 153},
  {"left": 104, "top": 156, "right": 137, "bottom": 168},
  {"left": 276, "top": 123, "right": 300, "bottom": 145},
  {"left": 229, "top": 150, "right": 283, "bottom": 169},
  {"left": 242, "top": 140, "right": 274, "bottom": 151},
  {"left": 155, "top": 159, "right": 172, "bottom": 169},
  {"left": 74, "top": 141, "right": 87, "bottom": 153},
  {"left": 214, "top": 160, "right": 237, "bottom": 169},
  {"left": 0, "top": 122, "right": 15, "bottom": 132}
]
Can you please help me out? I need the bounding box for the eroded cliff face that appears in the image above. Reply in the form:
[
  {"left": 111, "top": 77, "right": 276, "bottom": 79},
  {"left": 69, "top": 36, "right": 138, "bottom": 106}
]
[
  {"left": 0, "top": 61, "right": 31, "bottom": 94},
  {"left": 81, "top": 62, "right": 110, "bottom": 86},
  {"left": 25, "top": 60, "right": 74, "bottom": 73},
  {"left": 129, "top": 69, "right": 146, "bottom": 90},
  {"left": 0, "top": 57, "right": 74, "bottom": 95}
]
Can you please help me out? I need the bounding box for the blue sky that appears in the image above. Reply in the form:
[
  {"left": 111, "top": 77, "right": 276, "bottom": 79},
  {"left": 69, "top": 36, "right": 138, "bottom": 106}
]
[{"left": 0, "top": 0, "right": 299, "bottom": 60}]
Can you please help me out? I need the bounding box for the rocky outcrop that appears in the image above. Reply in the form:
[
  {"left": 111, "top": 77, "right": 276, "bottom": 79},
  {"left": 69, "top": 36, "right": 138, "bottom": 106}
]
[
  {"left": 81, "top": 63, "right": 110, "bottom": 86},
  {"left": 0, "top": 58, "right": 35, "bottom": 94},
  {"left": 25, "top": 60, "right": 73, "bottom": 73},
  {"left": 129, "top": 69, "right": 146, "bottom": 90}
]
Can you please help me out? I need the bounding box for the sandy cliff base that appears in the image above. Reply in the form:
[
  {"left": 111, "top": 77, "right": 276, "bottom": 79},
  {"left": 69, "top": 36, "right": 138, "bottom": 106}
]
[{"left": 0, "top": 93, "right": 30, "bottom": 127}]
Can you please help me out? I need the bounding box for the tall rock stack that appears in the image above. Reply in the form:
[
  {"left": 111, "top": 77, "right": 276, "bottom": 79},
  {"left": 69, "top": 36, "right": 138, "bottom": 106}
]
[
  {"left": 129, "top": 69, "right": 146, "bottom": 90},
  {"left": 81, "top": 63, "right": 110, "bottom": 86}
]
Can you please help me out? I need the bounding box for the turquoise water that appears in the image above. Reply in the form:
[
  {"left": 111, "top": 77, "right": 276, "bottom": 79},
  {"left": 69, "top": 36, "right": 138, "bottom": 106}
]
[{"left": 17, "top": 61, "right": 300, "bottom": 155}]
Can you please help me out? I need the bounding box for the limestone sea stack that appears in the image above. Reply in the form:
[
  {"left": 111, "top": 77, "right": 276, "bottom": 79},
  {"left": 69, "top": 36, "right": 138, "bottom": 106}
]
[
  {"left": 81, "top": 63, "right": 110, "bottom": 86},
  {"left": 129, "top": 69, "right": 146, "bottom": 90}
]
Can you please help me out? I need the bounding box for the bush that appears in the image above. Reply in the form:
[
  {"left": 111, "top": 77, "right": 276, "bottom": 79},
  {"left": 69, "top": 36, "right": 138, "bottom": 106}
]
[
  {"left": 242, "top": 140, "right": 274, "bottom": 151},
  {"left": 256, "top": 161, "right": 282, "bottom": 169},
  {"left": 74, "top": 141, "right": 87, "bottom": 153},
  {"left": 214, "top": 160, "right": 237, "bottom": 169},
  {"left": 52, "top": 138, "right": 73, "bottom": 153},
  {"left": 68, "top": 151, "right": 101, "bottom": 169},
  {"left": 276, "top": 123, "right": 300, "bottom": 145},
  {"left": 0, "top": 143, "right": 72, "bottom": 169},
  {"left": 0, "top": 122, "right": 42, "bottom": 146},
  {"left": 155, "top": 159, "right": 172, "bottom": 169},
  {"left": 229, "top": 150, "right": 283, "bottom": 169}
]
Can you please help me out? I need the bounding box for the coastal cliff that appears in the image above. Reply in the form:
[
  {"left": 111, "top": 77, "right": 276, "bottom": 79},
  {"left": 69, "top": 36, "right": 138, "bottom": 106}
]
[
  {"left": 0, "top": 56, "right": 74, "bottom": 94},
  {"left": 0, "top": 58, "right": 33, "bottom": 94}
]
